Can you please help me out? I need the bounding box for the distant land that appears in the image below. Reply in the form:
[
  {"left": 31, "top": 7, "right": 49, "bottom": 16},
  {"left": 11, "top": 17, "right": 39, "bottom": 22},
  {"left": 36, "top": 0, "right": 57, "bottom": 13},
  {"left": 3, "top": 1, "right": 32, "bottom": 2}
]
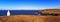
[{"left": 38, "top": 9, "right": 60, "bottom": 16}]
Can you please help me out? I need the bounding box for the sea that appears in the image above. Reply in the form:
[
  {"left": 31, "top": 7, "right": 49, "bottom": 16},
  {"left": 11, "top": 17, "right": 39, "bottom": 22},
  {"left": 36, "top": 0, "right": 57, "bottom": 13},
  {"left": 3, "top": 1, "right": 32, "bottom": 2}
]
[{"left": 0, "top": 10, "right": 38, "bottom": 16}]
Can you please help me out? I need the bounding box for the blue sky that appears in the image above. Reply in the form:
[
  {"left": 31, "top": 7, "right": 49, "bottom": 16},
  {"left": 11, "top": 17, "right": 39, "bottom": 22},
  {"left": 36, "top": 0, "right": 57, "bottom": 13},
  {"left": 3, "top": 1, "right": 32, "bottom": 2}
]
[{"left": 0, "top": 0, "right": 60, "bottom": 10}]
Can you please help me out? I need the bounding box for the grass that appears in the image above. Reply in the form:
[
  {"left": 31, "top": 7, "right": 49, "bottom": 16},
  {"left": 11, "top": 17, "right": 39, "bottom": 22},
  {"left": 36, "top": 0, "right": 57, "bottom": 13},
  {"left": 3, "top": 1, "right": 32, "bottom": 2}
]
[{"left": 0, "top": 15, "right": 60, "bottom": 22}]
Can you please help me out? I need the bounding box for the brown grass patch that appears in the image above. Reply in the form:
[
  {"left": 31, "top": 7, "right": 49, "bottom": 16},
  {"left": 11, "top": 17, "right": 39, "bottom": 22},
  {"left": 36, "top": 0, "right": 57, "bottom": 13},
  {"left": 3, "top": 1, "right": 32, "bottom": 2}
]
[{"left": 0, "top": 16, "right": 60, "bottom": 22}]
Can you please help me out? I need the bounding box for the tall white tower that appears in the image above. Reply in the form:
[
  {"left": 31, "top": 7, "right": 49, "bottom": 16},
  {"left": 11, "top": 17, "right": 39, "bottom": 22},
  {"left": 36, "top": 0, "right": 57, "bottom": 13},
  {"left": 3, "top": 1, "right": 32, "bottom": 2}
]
[{"left": 7, "top": 10, "right": 10, "bottom": 16}]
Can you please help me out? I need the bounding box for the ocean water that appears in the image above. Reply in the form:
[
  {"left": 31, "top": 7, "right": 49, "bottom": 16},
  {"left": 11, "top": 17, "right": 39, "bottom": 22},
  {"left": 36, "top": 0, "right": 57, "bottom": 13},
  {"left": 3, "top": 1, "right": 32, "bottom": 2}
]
[
  {"left": 0, "top": 10, "right": 7, "bottom": 16},
  {"left": 0, "top": 10, "right": 38, "bottom": 16}
]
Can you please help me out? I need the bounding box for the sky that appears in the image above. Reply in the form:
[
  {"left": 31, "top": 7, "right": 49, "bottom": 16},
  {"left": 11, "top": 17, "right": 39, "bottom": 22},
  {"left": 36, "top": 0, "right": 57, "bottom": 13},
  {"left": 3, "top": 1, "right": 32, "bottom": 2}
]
[{"left": 0, "top": 0, "right": 60, "bottom": 10}]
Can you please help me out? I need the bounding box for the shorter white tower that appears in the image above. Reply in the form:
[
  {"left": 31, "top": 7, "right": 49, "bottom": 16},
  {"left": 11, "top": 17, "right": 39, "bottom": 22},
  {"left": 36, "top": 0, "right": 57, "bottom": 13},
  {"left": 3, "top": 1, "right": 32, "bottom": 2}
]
[{"left": 7, "top": 10, "right": 10, "bottom": 16}]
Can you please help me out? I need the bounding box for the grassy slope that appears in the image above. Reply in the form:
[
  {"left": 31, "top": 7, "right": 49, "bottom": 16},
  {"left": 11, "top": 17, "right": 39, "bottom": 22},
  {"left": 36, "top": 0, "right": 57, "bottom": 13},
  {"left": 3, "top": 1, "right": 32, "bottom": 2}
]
[{"left": 0, "top": 15, "right": 60, "bottom": 22}]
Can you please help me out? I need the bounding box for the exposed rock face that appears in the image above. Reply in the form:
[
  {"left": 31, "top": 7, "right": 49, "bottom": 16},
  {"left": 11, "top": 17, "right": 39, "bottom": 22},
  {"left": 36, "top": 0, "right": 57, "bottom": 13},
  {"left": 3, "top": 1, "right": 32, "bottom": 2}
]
[
  {"left": 38, "top": 9, "right": 60, "bottom": 16},
  {"left": 0, "top": 16, "right": 60, "bottom": 22}
]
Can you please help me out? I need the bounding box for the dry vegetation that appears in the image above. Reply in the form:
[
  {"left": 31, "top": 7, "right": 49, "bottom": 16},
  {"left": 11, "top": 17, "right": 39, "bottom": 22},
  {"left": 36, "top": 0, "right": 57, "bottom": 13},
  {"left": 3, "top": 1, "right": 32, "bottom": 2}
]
[
  {"left": 38, "top": 9, "right": 60, "bottom": 16},
  {"left": 0, "top": 15, "right": 60, "bottom": 22}
]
